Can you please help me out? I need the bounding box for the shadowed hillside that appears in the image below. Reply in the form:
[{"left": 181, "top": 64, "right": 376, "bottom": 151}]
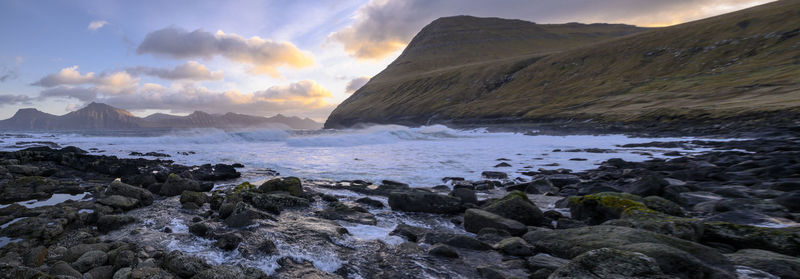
[{"left": 326, "top": 1, "right": 800, "bottom": 130}]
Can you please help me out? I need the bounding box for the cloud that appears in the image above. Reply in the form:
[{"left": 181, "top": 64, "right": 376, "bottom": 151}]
[
  {"left": 126, "top": 61, "right": 223, "bottom": 81},
  {"left": 345, "top": 76, "right": 370, "bottom": 93},
  {"left": 330, "top": 0, "right": 773, "bottom": 59},
  {"left": 0, "top": 95, "right": 31, "bottom": 106},
  {"left": 88, "top": 20, "right": 108, "bottom": 31},
  {"left": 39, "top": 86, "right": 98, "bottom": 102},
  {"left": 137, "top": 27, "right": 314, "bottom": 77},
  {"left": 32, "top": 66, "right": 139, "bottom": 94},
  {"left": 0, "top": 56, "right": 23, "bottom": 82}
]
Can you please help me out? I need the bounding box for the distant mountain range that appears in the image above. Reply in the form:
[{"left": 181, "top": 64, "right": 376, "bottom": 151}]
[
  {"left": 0, "top": 102, "right": 321, "bottom": 130},
  {"left": 325, "top": 1, "right": 800, "bottom": 128}
]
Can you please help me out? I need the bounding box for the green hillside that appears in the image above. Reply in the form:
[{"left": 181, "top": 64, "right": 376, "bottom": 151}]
[{"left": 325, "top": 0, "right": 800, "bottom": 129}]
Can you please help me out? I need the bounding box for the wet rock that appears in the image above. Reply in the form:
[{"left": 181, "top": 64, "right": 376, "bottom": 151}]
[
  {"left": 128, "top": 267, "right": 174, "bottom": 279},
  {"left": 159, "top": 174, "right": 213, "bottom": 196},
  {"left": 464, "top": 208, "right": 527, "bottom": 236},
  {"left": 726, "top": 249, "right": 800, "bottom": 279},
  {"left": 484, "top": 191, "right": 545, "bottom": 226},
  {"left": 388, "top": 190, "right": 462, "bottom": 214},
  {"left": 618, "top": 242, "right": 736, "bottom": 279},
  {"left": 113, "top": 250, "right": 135, "bottom": 270},
  {"left": 442, "top": 235, "right": 492, "bottom": 250},
  {"left": 189, "top": 222, "right": 210, "bottom": 237},
  {"left": 549, "top": 248, "right": 667, "bottom": 279},
  {"left": 85, "top": 265, "right": 114, "bottom": 279},
  {"left": 163, "top": 250, "right": 210, "bottom": 278},
  {"left": 65, "top": 243, "right": 112, "bottom": 262},
  {"left": 775, "top": 190, "right": 800, "bottom": 212},
  {"left": 603, "top": 211, "right": 703, "bottom": 241},
  {"left": 568, "top": 192, "right": 652, "bottom": 224},
  {"left": 678, "top": 191, "right": 723, "bottom": 207},
  {"left": 249, "top": 192, "right": 310, "bottom": 214},
  {"left": 314, "top": 202, "right": 377, "bottom": 225},
  {"left": 97, "top": 195, "right": 140, "bottom": 211},
  {"left": 494, "top": 162, "right": 511, "bottom": 168},
  {"left": 354, "top": 197, "right": 384, "bottom": 208},
  {"left": 1, "top": 216, "right": 64, "bottom": 241},
  {"left": 7, "top": 165, "right": 40, "bottom": 176},
  {"left": 23, "top": 246, "right": 47, "bottom": 267},
  {"left": 389, "top": 223, "right": 429, "bottom": 242},
  {"left": 428, "top": 244, "right": 459, "bottom": 258},
  {"left": 274, "top": 258, "right": 343, "bottom": 279},
  {"left": 476, "top": 265, "right": 510, "bottom": 279},
  {"left": 449, "top": 188, "right": 477, "bottom": 204},
  {"left": 97, "top": 215, "right": 136, "bottom": 233},
  {"left": 701, "top": 221, "right": 800, "bottom": 256},
  {"left": 106, "top": 180, "right": 154, "bottom": 206},
  {"left": 214, "top": 233, "right": 243, "bottom": 251},
  {"left": 258, "top": 177, "right": 303, "bottom": 197},
  {"left": 524, "top": 225, "right": 735, "bottom": 274},
  {"left": 495, "top": 237, "right": 535, "bottom": 257},
  {"left": 72, "top": 250, "right": 108, "bottom": 273},
  {"left": 50, "top": 261, "right": 83, "bottom": 278},
  {"left": 526, "top": 253, "right": 569, "bottom": 272},
  {"left": 546, "top": 174, "right": 580, "bottom": 187},
  {"left": 225, "top": 202, "right": 271, "bottom": 227},
  {"left": 624, "top": 174, "right": 669, "bottom": 197},
  {"left": 192, "top": 265, "right": 268, "bottom": 279},
  {"left": 190, "top": 163, "right": 241, "bottom": 181},
  {"left": 481, "top": 171, "right": 508, "bottom": 179},
  {"left": 642, "top": 196, "right": 685, "bottom": 217},
  {"left": 179, "top": 190, "right": 209, "bottom": 209}
]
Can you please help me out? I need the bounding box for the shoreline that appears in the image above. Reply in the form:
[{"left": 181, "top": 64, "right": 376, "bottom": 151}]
[{"left": 0, "top": 134, "right": 797, "bottom": 278}]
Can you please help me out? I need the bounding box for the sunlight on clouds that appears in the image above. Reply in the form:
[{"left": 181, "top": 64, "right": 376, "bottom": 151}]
[
  {"left": 137, "top": 28, "right": 314, "bottom": 78},
  {"left": 88, "top": 20, "right": 108, "bottom": 31}
]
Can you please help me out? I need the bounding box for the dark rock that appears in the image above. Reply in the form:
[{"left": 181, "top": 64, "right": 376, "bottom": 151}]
[
  {"left": 390, "top": 223, "right": 429, "bottom": 242},
  {"left": 159, "top": 174, "right": 213, "bottom": 196},
  {"left": 84, "top": 265, "right": 114, "bottom": 279},
  {"left": 464, "top": 208, "right": 527, "bottom": 236},
  {"left": 526, "top": 253, "right": 569, "bottom": 272},
  {"left": 65, "top": 243, "right": 112, "bottom": 262},
  {"left": 180, "top": 190, "right": 209, "bottom": 208},
  {"left": 484, "top": 191, "right": 545, "bottom": 226},
  {"left": 275, "top": 258, "right": 343, "bottom": 279},
  {"left": 549, "top": 248, "right": 667, "bottom": 279},
  {"left": 476, "top": 265, "right": 509, "bottom": 279},
  {"left": 214, "top": 233, "right": 243, "bottom": 251},
  {"left": 642, "top": 196, "right": 685, "bottom": 217},
  {"left": 495, "top": 237, "right": 535, "bottom": 257},
  {"left": 568, "top": 192, "right": 650, "bottom": 224},
  {"left": 442, "top": 235, "right": 492, "bottom": 250},
  {"left": 192, "top": 265, "right": 268, "bottom": 279},
  {"left": 618, "top": 242, "right": 736, "bottom": 279},
  {"left": 113, "top": 250, "right": 135, "bottom": 270},
  {"left": 388, "top": 190, "right": 462, "bottom": 214},
  {"left": 354, "top": 197, "right": 384, "bottom": 208},
  {"left": 22, "top": 246, "right": 47, "bottom": 267},
  {"left": 50, "top": 261, "right": 82, "bottom": 278},
  {"left": 701, "top": 221, "right": 800, "bottom": 256},
  {"left": 449, "top": 188, "right": 477, "bottom": 204},
  {"left": 106, "top": 180, "right": 154, "bottom": 206},
  {"left": 190, "top": 163, "right": 241, "bottom": 181},
  {"left": 494, "top": 162, "right": 512, "bottom": 168},
  {"left": 97, "top": 195, "right": 140, "bottom": 211},
  {"left": 775, "top": 190, "right": 800, "bottom": 212},
  {"left": 225, "top": 202, "right": 270, "bottom": 227},
  {"left": 249, "top": 192, "right": 310, "bottom": 214},
  {"left": 428, "top": 244, "right": 459, "bottom": 258},
  {"left": 189, "top": 222, "right": 210, "bottom": 237},
  {"left": 546, "top": 174, "right": 580, "bottom": 187},
  {"left": 624, "top": 175, "right": 669, "bottom": 197},
  {"left": 258, "top": 177, "right": 303, "bottom": 197},
  {"left": 163, "top": 250, "right": 210, "bottom": 278},
  {"left": 481, "top": 171, "right": 508, "bottom": 179},
  {"left": 726, "top": 249, "right": 800, "bottom": 279},
  {"left": 96, "top": 215, "right": 136, "bottom": 233},
  {"left": 315, "top": 202, "right": 377, "bottom": 225},
  {"left": 71, "top": 250, "right": 108, "bottom": 273}
]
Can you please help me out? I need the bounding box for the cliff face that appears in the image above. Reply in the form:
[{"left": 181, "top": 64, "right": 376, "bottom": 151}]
[
  {"left": 325, "top": 1, "right": 800, "bottom": 128},
  {"left": 0, "top": 103, "right": 322, "bottom": 130}
]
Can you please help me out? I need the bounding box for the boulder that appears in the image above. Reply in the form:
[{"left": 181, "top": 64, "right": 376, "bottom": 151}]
[
  {"left": 225, "top": 202, "right": 271, "bottom": 228},
  {"left": 192, "top": 265, "right": 269, "bottom": 279},
  {"left": 546, "top": 174, "right": 580, "bottom": 187},
  {"left": 249, "top": 192, "right": 310, "bottom": 214},
  {"left": 50, "top": 261, "right": 82, "bottom": 278},
  {"left": 85, "top": 265, "right": 114, "bottom": 279},
  {"left": 624, "top": 175, "right": 668, "bottom": 197},
  {"left": 258, "top": 177, "right": 303, "bottom": 197},
  {"left": 97, "top": 215, "right": 136, "bottom": 233},
  {"left": 159, "top": 174, "right": 213, "bottom": 196},
  {"left": 428, "top": 244, "right": 459, "bottom": 258},
  {"left": 163, "top": 250, "right": 210, "bottom": 278},
  {"left": 442, "top": 235, "right": 492, "bottom": 250},
  {"left": 354, "top": 197, "right": 384, "bottom": 208},
  {"left": 71, "top": 250, "right": 108, "bottom": 273},
  {"left": 97, "top": 195, "right": 140, "bottom": 211},
  {"left": 388, "top": 190, "right": 462, "bottom": 214},
  {"left": 549, "top": 248, "right": 668, "bottom": 279},
  {"left": 495, "top": 237, "right": 535, "bottom": 257},
  {"left": 484, "top": 191, "right": 545, "bottom": 226},
  {"left": 180, "top": 191, "right": 209, "bottom": 208},
  {"left": 481, "top": 171, "right": 508, "bottom": 179},
  {"left": 523, "top": 225, "right": 735, "bottom": 275},
  {"left": 526, "top": 253, "right": 569, "bottom": 272},
  {"left": 618, "top": 242, "right": 736, "bottom": 279},
  {"left": 464, "top": 209, "right": 527, "bottom": 236},
  {"left": 726, "top": 249, "right": 800, "bottom": 279},
  {"left": 568, "top": 192, "right": 654, "bottom": 224},
  {"left": 106, "top": 180, "right": 154, "bottom": 205},
  {"left": 214, "top": 233, "right": 243, "bottom": 251},
  {"left": 449, "top": 188, "right": 477, "bottom": 204},
  {"left": 643, "top": 196, "right": 685, "bottom": 217},
  {"left": 775, "top": 190, "right": 800, "bottom": 212},
  {"left": 314, "top": 202, "right": 377, "bottom": 225},
  {"left": 701, "top": 221, "right": 800, "bottom": 256}
]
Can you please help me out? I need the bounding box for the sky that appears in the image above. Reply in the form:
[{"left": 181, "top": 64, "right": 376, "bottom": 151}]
[{"left": 0, "top": 0, "right": 774, "bottom": 121}]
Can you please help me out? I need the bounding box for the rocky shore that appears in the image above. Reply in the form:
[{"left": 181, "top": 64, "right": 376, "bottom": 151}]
[{"left": 1, "top": 134, "right": 799, "bottom": 278}]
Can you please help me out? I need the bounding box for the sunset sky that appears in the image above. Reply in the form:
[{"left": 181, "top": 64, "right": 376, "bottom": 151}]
[{"left": 0, "top": 0, "right": 773, "bottom": 121}]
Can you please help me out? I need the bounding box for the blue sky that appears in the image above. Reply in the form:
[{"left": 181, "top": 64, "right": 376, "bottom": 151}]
[{"left": 0, "top": 0, "right": 772, "bottom": 121}]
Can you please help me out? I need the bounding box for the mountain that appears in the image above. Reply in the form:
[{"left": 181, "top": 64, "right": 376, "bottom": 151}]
[
  {"left": 0, "top": 102, "right": 322, "bottom": 130},
  {"left": 325, "top": 1, "right": 800, "bottom": 129}
]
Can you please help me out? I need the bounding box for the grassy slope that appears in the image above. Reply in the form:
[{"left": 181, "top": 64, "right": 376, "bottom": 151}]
[{"left": 325, "top": 0, "right": 800, "bottom": 128}]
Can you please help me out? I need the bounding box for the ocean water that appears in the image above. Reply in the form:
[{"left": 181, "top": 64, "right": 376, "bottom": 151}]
[{"left": 1, "top": 125, "right": 719, "bottom": 186}]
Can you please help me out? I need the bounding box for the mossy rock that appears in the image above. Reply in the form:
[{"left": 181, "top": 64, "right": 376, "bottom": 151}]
[
  {"left": 568, "top": 192, "right": 657, "bottom": 224},
  {"left": 702, "top": 221, "right": 800, "bottom": 256},
  {"left": 643, "top": 196, "right": 685, "bottom": 217},
  {"left": 605, "top": 210, "right": 704, "bottom": 241},
  {"left": 233, "top": 182, "right": 256, "bottom": 193},
  {"left": 484, "top": 190, "right": 545, "bottom": 226},
  {"left": 258, "top": 177, "right": 303, "bottom": 197}
]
